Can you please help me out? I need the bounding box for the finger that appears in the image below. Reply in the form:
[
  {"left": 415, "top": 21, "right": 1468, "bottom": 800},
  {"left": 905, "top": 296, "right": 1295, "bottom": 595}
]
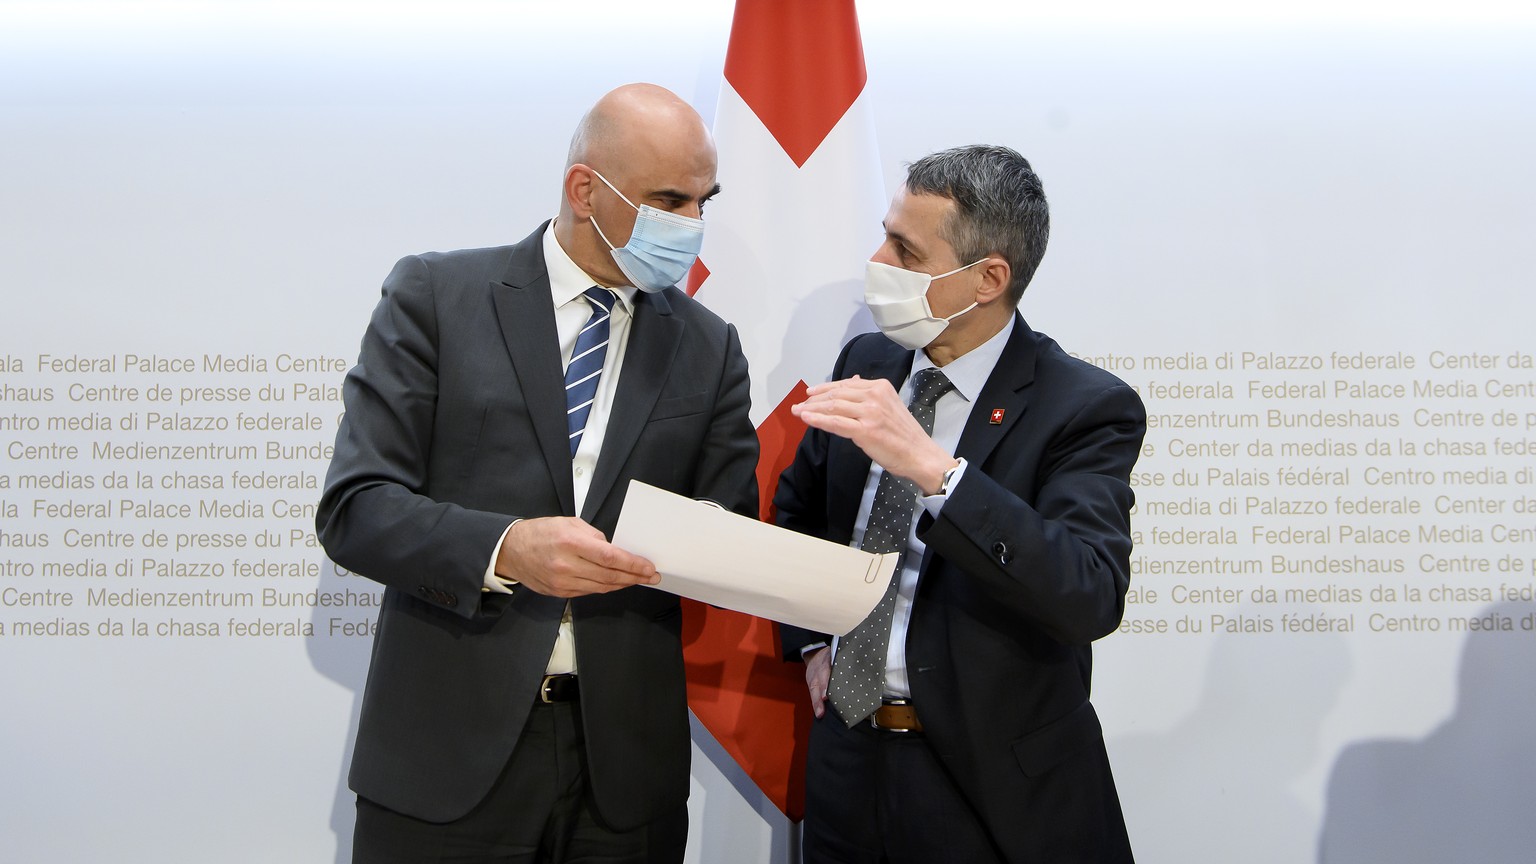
[
  {"left": 796, "top": 408, "right": 862, "bottom": 438},
  {"left": 803, "top": 374, "right": 874, "bottom": 398},
  {"left": 796, "top": 390, "right": 869, "bottom": 420},
  {"left": 540, "top": 564, "right": 655, "bottom": 597},
  {"left": 803, "top": 378, "right": 849, "bottom": 397},
  {"left": 562, "top": 560, "right": 660, "bottom": 591},
  {"left": 792, "top": 399, "right": 854, "bottom": 421},
  {"left": 582, "top": 541, "right": 658, "bottom": 581},
  {"left": 532, "top": 547, "right": 651, "bottom": 593},
  {"left": 793, "top": 388, "right": 848, "bottom": 413}
]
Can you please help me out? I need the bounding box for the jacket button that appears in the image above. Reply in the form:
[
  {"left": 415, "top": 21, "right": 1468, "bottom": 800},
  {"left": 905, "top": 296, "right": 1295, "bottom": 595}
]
[{"left": 992, "top": 541, "right": 1012, "bottom": 564}]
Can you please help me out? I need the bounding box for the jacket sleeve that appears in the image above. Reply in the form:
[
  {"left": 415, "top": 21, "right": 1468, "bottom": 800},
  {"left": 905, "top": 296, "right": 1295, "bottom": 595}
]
[
  {"left": 314, "top": 255, "right": 516, "bottom": 619},
  {"left": 917, "top": 380, "right": 1147, "bottom": 645},
  {"left": 689, "top": 322, "right": 759, "bottom": 520}
]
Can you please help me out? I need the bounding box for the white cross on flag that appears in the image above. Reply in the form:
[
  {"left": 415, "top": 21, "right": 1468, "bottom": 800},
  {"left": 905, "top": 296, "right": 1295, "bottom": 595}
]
[{"left": 681, "top": 0, "right": 887, "bottom": 821}]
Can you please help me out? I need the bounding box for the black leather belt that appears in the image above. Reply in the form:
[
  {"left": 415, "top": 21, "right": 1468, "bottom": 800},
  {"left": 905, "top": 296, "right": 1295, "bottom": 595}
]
[{"left": 539, "top": 673, "right": 579, "bottom": 703}]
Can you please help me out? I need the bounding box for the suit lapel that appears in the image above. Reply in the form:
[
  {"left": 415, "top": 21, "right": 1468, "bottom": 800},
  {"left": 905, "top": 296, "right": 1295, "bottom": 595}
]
[
  {"left": 582, "top": 290, "right": 683, "bottom": 522},
  {"left": 954, "top": 313, "right": 1038, "bottom": 476},
  {"left": 491, "top": 224, "right": 577, "bottom": 516},
  {"left": 911, "top": 316, "right": 1035, "bottom": 581},
  {"left": 863, "top": 341, "right": 913, "bottom": 393}
]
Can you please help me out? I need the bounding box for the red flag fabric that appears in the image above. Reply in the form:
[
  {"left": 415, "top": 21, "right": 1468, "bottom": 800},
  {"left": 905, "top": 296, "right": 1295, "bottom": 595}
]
[
  {"left": 721, "top": 0, "right": 866, "bottom": 168},
  {"left": 679, "top": 387, "right": 809, "bottom": 817},
  {"left": 683, "top": 0, "right": 886, "bottom": 823}
]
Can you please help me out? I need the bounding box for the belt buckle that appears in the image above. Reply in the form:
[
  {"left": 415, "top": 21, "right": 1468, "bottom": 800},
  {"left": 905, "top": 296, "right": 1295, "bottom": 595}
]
[{"left": 540, "top": 674, "right": 567, "bottom": 704}]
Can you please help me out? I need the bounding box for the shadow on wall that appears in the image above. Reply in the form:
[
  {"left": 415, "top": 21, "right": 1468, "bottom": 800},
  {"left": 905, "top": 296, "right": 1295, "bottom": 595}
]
[
  {"left": 1110, "top": 604, "right": 1351, "bottom": 864},
  {"left": 767, "top": 276, "right": 873, "bottom": 403},
  {"left": 1318, "top": 600, "right": 1536, "bottom": 864},
  {"left": 305, "top": 553, "right": 382, "bottom": 864}
]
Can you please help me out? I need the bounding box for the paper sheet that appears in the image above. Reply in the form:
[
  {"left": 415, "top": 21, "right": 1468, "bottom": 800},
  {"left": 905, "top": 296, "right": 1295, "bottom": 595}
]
[{"left": 610, "top": 481, "right": 895, "bottom": 636}]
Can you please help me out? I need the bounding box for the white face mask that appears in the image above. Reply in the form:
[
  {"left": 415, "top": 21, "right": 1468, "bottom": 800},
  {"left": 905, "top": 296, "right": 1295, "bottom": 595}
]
[{"left": 863, "top": 258, "right": 988, "bottom": 350}]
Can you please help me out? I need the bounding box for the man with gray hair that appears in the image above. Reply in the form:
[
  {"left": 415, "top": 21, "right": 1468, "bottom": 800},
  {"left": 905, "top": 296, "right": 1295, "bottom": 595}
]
[{"left": 776, "top": 145, "right": 1144, "bottom": 863}]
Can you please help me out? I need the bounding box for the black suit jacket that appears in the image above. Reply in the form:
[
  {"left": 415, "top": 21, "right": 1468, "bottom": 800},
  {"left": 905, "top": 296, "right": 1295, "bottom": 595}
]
[
  {"left": 776, "top": 318, "right": 1144, "bottom": 862},
  {"left": 317, "top": 223, "right": 758, "bottom": 829}
]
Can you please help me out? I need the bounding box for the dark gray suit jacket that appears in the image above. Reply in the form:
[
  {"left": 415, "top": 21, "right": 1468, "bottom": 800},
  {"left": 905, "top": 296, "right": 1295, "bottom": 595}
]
[
  {"left": 776, "top": 319, "right": 1144, "bottom": 862},
  {"left": 317, "top": 223, "right": 758, "bottom": 828}
]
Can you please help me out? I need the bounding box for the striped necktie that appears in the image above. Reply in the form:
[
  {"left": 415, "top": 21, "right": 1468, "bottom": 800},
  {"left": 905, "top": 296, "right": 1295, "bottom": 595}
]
[{"left": 564, "top": 287, "right": 616, "bottom": 456}]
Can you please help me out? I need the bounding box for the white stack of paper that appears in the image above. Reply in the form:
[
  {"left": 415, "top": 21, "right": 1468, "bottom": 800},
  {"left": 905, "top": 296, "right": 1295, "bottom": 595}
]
[{"left": 611, "top": 480, "right": 895, "bottom": 636}]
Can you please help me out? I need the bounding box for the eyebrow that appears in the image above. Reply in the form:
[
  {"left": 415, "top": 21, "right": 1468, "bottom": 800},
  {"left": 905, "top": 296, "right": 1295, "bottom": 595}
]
[
  {"left": 654, "top": 183, "right": 723, "bottom": 206},
  {"left": 881, "top": 220, "right": 919, "bottom": 255}
]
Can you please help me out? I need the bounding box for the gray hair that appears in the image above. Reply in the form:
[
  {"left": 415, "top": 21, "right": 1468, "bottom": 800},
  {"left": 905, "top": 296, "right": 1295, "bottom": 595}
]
[{"left": 904, "top": 145, "right": 1049, "bottom": 304}]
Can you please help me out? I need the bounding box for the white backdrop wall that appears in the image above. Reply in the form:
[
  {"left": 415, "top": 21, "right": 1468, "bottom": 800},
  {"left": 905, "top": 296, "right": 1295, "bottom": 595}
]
[{"left": 2, "top": 2, "right": 1534, "bottom": 862}]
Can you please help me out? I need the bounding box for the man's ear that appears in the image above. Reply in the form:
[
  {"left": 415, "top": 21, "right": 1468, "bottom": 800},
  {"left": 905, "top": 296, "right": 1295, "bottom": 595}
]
[
  {"left": 976, "top": 256, "right": 1013, "bottom": 304},
  {"left": 565, "top": 164, "right": 597, "bottom": 219}
]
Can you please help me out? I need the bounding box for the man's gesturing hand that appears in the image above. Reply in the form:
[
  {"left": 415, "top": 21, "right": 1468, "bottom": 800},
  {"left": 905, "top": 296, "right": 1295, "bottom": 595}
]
[{"left": 792, "top": 375, "right": 957, "bottom": 495}]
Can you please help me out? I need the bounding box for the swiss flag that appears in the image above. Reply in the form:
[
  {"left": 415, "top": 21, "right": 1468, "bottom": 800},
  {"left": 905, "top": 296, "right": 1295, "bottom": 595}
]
[{"left": 682, "top": 0, "right": 886, "bottom": 822}]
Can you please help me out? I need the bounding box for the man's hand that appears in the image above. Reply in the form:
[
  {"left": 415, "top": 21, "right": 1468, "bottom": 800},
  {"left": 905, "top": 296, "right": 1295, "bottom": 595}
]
[
  {"left": 495, "top": 516, "right": 659, "bottom": 598},
  {"left": 804, "top": 645, "right": 832, "bottom": 719},
  {"left": 793, "top": 375, "right": 957, "bottom": 494}
]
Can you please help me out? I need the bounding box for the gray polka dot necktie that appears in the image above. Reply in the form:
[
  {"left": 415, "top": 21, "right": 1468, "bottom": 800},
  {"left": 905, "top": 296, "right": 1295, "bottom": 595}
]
[{"left": 827, "top": 367, "right": 955, "bottom": 727}]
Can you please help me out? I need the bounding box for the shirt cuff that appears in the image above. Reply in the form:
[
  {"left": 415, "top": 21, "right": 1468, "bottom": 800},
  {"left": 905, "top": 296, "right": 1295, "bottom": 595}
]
[
  {"left": 919, "top": 458, "right": 967, "bottom": 516},
  {"left": 483, "top": 519, "right": 520, "bottom": 594}
]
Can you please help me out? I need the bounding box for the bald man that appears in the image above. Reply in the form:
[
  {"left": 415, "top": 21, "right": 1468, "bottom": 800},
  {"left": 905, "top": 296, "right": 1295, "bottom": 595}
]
[{"left": 317, "top": 84, "right": 758, "bottom": 863}]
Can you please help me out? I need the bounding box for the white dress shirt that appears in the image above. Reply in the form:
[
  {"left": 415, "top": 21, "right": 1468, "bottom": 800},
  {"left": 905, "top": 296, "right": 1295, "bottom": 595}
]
[
  {"left": 482, "top": 221, "right": 637, "bottom": 674},
  {"left": 839, "top": 316, "right": 1015, "bottom": 698}
]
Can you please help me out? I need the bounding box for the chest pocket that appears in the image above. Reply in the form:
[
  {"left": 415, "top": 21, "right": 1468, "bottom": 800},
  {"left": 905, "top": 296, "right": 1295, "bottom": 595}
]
[{"left": 649, "top": 390, "right": 711, "bottom": 422}]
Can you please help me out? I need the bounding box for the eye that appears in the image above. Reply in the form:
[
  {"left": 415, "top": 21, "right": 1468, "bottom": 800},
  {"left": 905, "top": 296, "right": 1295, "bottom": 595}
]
[{"left": 654, "top": 195, "right": 699, "bottom": 216}]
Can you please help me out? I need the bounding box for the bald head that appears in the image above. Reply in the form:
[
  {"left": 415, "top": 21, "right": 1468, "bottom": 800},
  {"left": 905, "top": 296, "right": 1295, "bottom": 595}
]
[{"left": 567, "top": 83, "right": 714, "bottom": 173}]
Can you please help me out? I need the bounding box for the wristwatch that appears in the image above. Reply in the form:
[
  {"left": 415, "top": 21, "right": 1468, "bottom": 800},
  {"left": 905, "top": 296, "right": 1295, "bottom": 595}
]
[{"left": 936, "top": 460, "right": 962, "bottom": 496}]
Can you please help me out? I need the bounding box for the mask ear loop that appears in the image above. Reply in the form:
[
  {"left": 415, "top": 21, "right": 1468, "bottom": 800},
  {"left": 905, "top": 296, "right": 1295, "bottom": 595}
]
[
  {"left": 938, "top": 300, "right": 979, "bottom": 323},
  {"left": 589, "top": 210, "right": 619, "bottom": 252},
  {"left": 927, "top": 257, "right": 992, "bottom": 321},
  {"left": 932, "top": 257, "right": 991, "bottom": 280},
  {"left": 586, "top": 168, "right": 640, "bottom": 252},
  {"left": 589, "top": 168, "right": 641, "bottom": 211}
]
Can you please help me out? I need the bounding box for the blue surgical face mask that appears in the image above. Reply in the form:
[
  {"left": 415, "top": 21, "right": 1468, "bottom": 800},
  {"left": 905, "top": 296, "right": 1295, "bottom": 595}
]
[{"left": 588, "top": 169, "right": 705, "bottom": 293}]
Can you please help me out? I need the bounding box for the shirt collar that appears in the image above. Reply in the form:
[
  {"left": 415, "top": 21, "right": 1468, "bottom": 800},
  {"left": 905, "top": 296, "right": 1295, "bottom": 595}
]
[
  {"left": 909, "top": 315, "right": 1016, "bottom": 404},
  {"left": 542, "top": 219, "right": 637, "bottom": 313}
]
